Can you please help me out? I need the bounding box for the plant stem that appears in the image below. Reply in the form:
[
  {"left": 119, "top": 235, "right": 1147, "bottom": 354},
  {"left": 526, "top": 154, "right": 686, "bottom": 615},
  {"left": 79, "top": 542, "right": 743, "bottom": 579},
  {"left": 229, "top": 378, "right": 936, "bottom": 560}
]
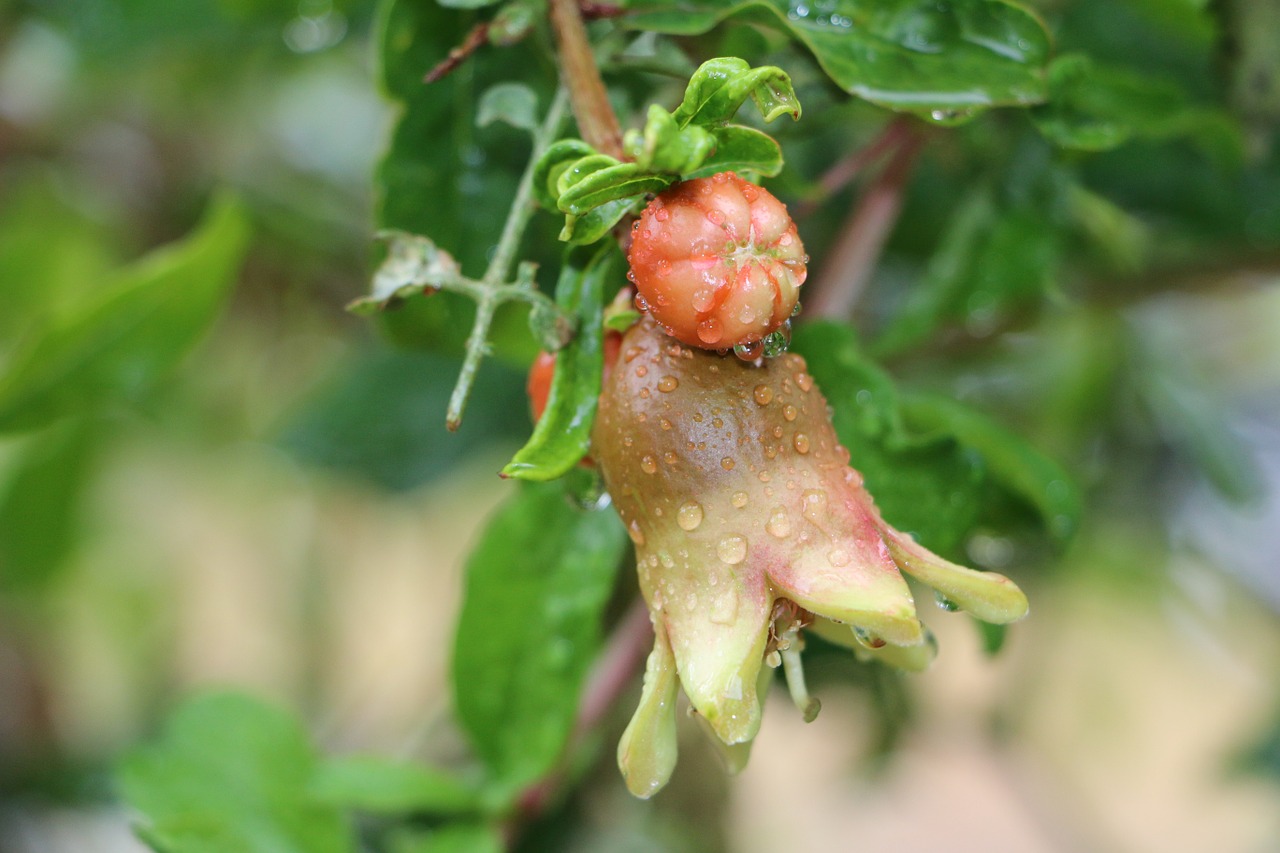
[
  {"left": 793, "top": 118, "right": 914, "bottom": 221},
  {"left": 444, "top": 88, "right": 570, "bottom": 431},
  {"left": 548, "top": 0, "right": 624, "bottom": 158},
  {"left": 807, "top": 125, "right": 926, "bottom": 321}
]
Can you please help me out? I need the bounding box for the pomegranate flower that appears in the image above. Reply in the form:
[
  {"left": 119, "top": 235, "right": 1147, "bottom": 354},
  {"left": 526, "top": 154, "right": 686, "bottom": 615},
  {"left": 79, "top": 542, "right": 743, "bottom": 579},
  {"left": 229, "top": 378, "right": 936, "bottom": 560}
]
[
  {"left": 592, "top": 318, "right": 1028, "bottom": 797},
  {"left": 627, "top": 172, "right": 806, "bottom": 351}
]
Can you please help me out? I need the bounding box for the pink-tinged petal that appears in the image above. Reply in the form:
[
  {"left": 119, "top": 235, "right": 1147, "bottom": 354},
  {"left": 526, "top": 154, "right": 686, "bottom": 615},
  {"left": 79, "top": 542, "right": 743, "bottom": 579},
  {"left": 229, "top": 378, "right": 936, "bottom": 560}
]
[
  {"left": 617, "top": 620, "right": 680, "bottom": 799},
  {"left": 882, "top": 527, "right": 1029, "bottom": 624}
]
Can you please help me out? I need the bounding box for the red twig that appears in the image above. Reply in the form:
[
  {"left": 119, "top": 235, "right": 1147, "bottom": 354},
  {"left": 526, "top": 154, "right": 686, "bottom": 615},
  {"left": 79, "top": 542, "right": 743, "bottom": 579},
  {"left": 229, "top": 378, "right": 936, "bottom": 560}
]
[
  {"left": 793, "top": 118, "right": 914, "bottom": 221},
  {"left": 424, "top": 22, "right": 490, "bottom": 84},
  {"left": 806, "top": 125, "right": 927, "bottom": 321},
  {"left": 549, "top": 0, "right": 625, "bottom": 159}
]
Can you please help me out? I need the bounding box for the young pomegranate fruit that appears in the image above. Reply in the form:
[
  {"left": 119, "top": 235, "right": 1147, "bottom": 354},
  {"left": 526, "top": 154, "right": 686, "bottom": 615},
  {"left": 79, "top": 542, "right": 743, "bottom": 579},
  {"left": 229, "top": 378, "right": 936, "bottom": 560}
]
[
  {"left": 592, "top": 318, "right": 1028, "bottom": 797},
  {"left": 627, "top": 172, "right": 806, "bottom": 351}
]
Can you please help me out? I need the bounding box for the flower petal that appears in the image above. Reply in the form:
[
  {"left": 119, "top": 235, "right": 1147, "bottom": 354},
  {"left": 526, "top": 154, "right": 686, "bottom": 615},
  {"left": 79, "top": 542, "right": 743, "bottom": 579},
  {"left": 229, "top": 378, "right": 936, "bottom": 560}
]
[
  {"left": 808, "top": 617, "right": 937, "bottom": 672},
  {"left": 883, "top": 527, "right": 1029, "bottom": 624},
  {"left": 617, "top": 621, "right": 680, "bottom": 799}
]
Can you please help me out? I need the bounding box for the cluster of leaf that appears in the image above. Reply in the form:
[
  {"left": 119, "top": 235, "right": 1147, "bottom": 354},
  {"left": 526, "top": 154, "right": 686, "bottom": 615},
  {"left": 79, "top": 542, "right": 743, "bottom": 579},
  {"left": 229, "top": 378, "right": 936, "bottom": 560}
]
[{"left": 534, "top": 57, "right": 800, "bottom": 243}]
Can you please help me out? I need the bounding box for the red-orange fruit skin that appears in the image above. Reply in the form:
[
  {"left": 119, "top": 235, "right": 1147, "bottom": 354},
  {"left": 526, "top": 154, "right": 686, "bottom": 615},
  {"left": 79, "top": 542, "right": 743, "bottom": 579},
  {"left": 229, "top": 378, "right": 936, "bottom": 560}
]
[{"left": 627, "top": 172, "right": 806, "bottom": 350}]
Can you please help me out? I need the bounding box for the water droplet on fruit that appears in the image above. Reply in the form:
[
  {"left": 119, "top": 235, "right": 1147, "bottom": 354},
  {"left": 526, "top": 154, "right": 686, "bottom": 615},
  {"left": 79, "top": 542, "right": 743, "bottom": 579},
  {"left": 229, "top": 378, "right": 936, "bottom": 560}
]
[
  {"left": 658, "top": 375, "right": 678, "bottom": 393},
  {"left": 710, "top": 593, "right": 737, "bottom": 624},
  {"left": 753, "top": 385, "right": 774, "bottom": 405},
  {"left": 627, "top": 520, "right": 645, "bottom": 545},
  {"left": 707, "top": 209, "right": 725, "bottom": 225},
  {"left": 731, "top": 491, "right": 749, "bottom": 508},
  {"left": 793, "top": 433, "right": 811, "bottom": 454},
  {"left": 734, "top": 339, "right": 763, "bottom": 361},
  {"left": 782, "top": 404, "right": 797, "bottom": 422},
  {"left": 791, "top": 301, "right": 802, "bottom": 317},
  {"left": 641, "top": 455, "right": 658, "bottom": 474},
  {"left": 795, "top": 371, "right": 813, "bottom": 392},
  {"left": 853, "top": 626, "right": 886, "bottom": 649},
  {"left": 677, "top": 501, "right": 704, "bottom": 531},
  {"left": 659, "top": 417, "right": 672, "bottom": 430},
  {"left": 717, "top": 534, "right": 748, "bottom": 565},
  {"left": 635, "top": 365, "right": 648, "bottom": 377},
  {"left": 663, "top": 451, "right": 678, "bottom": 465},
  {"left": 634, "top": 293, "right": 649, "bottom": 312},
  {"left": 828, "top": 548, "right": 850, "bottom": 566},
  {"left": 622, "top": 435, "right": 633, "bottom": 447},
  {"left": 766, "top": 508, "right": 791, "bottom": 538},
  {"left": 801, "top": 489, "right": 827, "bottom": 522},
  {"left": 720, "top": 456, "right": 736, "bottom": 471},
  {"left": 697, "top": 318, "right": 723, "bottom": 345},
  {"left": 762, "top": 324, "right": 791, "bottom": 357},
  {"left": 655, "top": 208, "right": 669, "bottom": 222}
]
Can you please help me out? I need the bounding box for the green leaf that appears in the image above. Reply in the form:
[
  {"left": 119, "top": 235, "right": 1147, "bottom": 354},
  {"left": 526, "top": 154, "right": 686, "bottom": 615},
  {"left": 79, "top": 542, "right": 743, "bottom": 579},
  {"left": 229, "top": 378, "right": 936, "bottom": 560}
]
[
  {"left": 684, "top": 125, "right": 784, "bottom": 179},
  {"left": 477, "top": 82, "right": 539, "bottom": 134},
  {"left": 0, "top": 419, "right": 99, "bottom": 593},
  {"left": 388, "top": 824, "right": 503, "bottom": 853},
  {"left": 532, "top": 140, "right": 597, "bottom": 211},
  {"left": 436, "top": 0, "right": 501, "bottom": 10},
  {"left": 623, "top": 0, "right": 1051, "bottom": 119},
  {"left": 900, "top": 393, "right": 1081, "bottom": 543},
  {"left": 502, "top": 245, "right": 618, "bottom": 481},
  {"left": 555, "top": 158, "right": 671, "bottom": 216},
  {"left": 309, "top": 757, "right": 481, "bottom": 816},
  {"left": 118, "top": 692, "right": 353, "bottom": 853},
  {"left": 452, "top": 482, "right": 627, "bottom": 796},
  {"left": 560, "top": 197, "right": 641, "bottom": 245},
  {"left": 670, "top": 57, "right": 801, "bottom": 126},
  {"left": 0, "top": 192, "right": 249, "bottom": 434},
  {"left": 624, "top": 104, "right": 719, "bottom": 174},
  {"left": 348, "top": 231, "right": 462, "bottom": 315},
  {"left": 1032, "top": 54, "right": 1226, "bottom": 152}
]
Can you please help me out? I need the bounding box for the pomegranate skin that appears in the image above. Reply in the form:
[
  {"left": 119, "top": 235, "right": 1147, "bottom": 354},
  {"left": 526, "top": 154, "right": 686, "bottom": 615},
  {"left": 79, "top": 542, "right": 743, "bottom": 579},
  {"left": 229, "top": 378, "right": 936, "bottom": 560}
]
[{"left": 627, "top": 172, "right": 806, "bottom": 350}]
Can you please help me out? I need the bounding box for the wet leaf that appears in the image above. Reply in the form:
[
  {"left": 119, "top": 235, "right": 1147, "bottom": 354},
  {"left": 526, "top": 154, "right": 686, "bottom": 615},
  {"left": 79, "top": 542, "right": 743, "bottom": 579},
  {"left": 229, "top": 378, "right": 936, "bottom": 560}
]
[
  {"left": 623, "top": 0, "right": 1051, "bottom": 119},
  {"left": 669, "top": 56, "right": 801, "bottom": 126},
  {"left": 453, "top": 481, "right": 627, "bottom": 797},
  {"left": 502, "top": 245, "right": 619, "bottom": 480}
]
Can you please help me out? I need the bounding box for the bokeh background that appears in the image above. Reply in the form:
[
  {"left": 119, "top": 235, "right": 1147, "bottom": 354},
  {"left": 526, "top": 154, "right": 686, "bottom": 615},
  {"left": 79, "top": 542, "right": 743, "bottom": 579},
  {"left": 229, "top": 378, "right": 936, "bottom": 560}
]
[{"left": 1, "top": 1, "right": 1279, "bottom": 851}]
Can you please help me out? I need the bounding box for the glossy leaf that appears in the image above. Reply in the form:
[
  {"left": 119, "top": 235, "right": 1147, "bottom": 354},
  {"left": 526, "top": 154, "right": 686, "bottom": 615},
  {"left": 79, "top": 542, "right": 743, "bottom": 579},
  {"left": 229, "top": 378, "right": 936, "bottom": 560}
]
[
  {"left": 452, "top": 481, "right": 627, "bottom": 796},
  {"left": 561, "top": 197, "right": 640, "bottom": 245},
  {"left": 625, "top": 104, "right": 718, "bottom": 174},
  {"left": 502, "top": 246, "right": 618, "bottom": 480},
  {"left": 556, "top": 159, "right": 671, "bottom": 216},
  {"left": 436, "top": 0, "right": 501, "bottom": 11},
  {"left": 477, "top": 82, "right": 539, "bottom": 133},
  {"left": 669, "top": 57, "right": 801, "bottom": 126},
  {"left": 901, "top": 393, "right": 1081, "bottom": 543},
  {"left": 532, "top": 140, "right": 597, "bottom": 210},
  {"left": 0, "top": 192, "right": 249, "bottom": 434},
  {"left": 685, "top": 125, "right": 784, "bottom": 179},
  {"left": 623, "top": 0, "right": 1051, "bottom": 118},
  {"left": 309, "top": 757, "right": 481, "bottom": 816},
  {"left": 119, "top": 693, "right": 352, "bottom": 853}
]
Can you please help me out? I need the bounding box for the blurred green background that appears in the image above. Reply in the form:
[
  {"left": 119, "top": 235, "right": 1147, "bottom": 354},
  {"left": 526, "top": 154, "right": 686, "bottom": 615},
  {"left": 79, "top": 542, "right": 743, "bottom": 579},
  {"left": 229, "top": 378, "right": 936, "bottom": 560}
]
[{"left": 1, "top": 0, "right": 1279, "bottom": 850}]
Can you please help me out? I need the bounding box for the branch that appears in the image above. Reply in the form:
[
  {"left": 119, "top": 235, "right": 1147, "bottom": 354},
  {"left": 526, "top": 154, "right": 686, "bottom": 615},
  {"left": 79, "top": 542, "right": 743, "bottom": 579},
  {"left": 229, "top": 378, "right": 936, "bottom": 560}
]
[
  {"left": 806, "top": 125, "right": 927, "bottom": 321},
  {"left": 549, "top": 0, "right": 625, "bottom": 159},
  {"left": 793, "top": 118, "right": 914, "bottom": 221},
  {"left": 424, "top": 22, "right": 490, "bottom": 84}
]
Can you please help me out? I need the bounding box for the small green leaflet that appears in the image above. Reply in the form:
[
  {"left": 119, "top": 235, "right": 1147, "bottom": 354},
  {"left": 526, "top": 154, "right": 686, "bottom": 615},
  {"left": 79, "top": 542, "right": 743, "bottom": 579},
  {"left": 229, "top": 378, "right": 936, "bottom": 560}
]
[
  {"left": 502, "top": 245, "right": 618, "bottom": 481},
  {"left": 309, "top": 756, "right": 482, "bottom": 816},
  {"left": 452, "top": 481, "right": 627, "bottom": 798}
]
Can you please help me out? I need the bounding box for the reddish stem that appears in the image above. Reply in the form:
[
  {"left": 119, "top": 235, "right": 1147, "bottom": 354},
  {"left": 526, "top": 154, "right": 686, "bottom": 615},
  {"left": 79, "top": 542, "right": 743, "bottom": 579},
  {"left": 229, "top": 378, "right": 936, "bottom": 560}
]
[
  {"left": 806, "top": 125, "right": 927, "bottom": 320},
  {"left": 793, "top": 118, "right": 914, "bottom": 221},
  {"left": 549, "top": 0, "right": 625, "bottom": 159},
  {"left": 424, "top": 22, "right": 490, "bottom": 84}
]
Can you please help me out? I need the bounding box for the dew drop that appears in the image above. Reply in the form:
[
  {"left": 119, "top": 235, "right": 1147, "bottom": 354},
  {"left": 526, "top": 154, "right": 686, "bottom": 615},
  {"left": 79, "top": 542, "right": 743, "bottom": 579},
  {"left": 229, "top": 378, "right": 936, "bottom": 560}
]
[
  {"left": 627, "top": 519, "right": 645, "bottom": 545},
  {"left": 657, "top": 375, "right": 678, "bottom": 393},
  {"left": 684, "top": 593, "right": 698, "bottom": 612},
  {"left": 634, "top": 293, "right": 649, "bottom": 312},
  {"left": 762, "top": 323, "right": 791, "bottom": 357},
  {"left": 721, "top": 456, "right": 736, "bottom": 471},
  {"left": 660, "top": 417, "right": 672, "bottom": 430},
  {"left": 663, "top": 451, "right": 678, "bottom": 465},
  {"left": 853, "top": 626, "right": 887, "bottom": 649},
  {"left": 712, "top": 417, "right": 724, "bottom": 429},
  {"left": 738, "top": 306, "right": 758, "bottom": 325},
  {"left": 758, "top": 471, "right": 771, "bottom": 482},
  {"left": 795, "top": 371, "right": 813, "bottom": 392},
  {"left": 654, "top": 207, "right": 669, "bottom": 222},
  {"left": 731, "top": 491, "right": 749, "bottom": 508},
  {"left": 641, "top": 455, "right": 658, "bottom": 474},
  {"left": 717, "top": 534, "right": 748, "bottom": 565},
  {"left": 635, "top": 365, "right": 648, "bottom": 377},
  {"left": 828, "top": 548, "right": 850, "bottom": 567},
  {"left": 677, "top": 501, "right": 704, "bottom": 531},
  {"left": 791, "top": 300, "right": 802, "bottom": 317},
  {"left": 935, "top": 591, "right": 961, "bottom": 612},
  {"left": 793, "top": 433, "right": 811, "bottom": 454},
  {"left": 734, "top": 339, "right": 763, "bottom": 361},
  {"left": 772, "top": 425, "right": 784, "bottom": 439},
  {"left": 697, "top": 318, "right": 723, "bottom": 345},
  {"left": 753, "top": 385, "right": 774, "bottom": 405},
  {"left": 639, "top": 388, "right": 650, "bottom": 399},
  {"left": 782, "top": 404, "right": 798, "bottom": 422},
  {"left": 710, "top": 593, "right": 738, "bottom": 625},
  {"left": 693, "top": 412, "right": 704, "bottom": 423},
  {"left": 801, "top": 489, "right": 827, "bottom": 522},
  {"left": 766, "top": 508, "right": 791, "bottom": 538},
  {"left": 624, "top": 346, "right": 641, "bottom": 363},
  {"left": 622, "top": 436, "right": 633, "bottom": 448}
]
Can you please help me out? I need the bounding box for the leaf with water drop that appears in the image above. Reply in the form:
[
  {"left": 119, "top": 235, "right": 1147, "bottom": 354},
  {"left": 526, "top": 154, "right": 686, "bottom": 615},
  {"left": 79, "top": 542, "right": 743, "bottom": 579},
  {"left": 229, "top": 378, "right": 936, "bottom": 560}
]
[{"left": 622, "top": 0, "right": 1051, "bottom": 119}]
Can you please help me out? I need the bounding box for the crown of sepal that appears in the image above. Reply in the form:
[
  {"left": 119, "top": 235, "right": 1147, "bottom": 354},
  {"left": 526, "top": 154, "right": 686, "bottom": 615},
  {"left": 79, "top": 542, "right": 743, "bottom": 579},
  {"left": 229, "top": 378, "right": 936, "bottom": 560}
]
[{"left": 593, "top": 318, "right": 1029, "bottom": 796}]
